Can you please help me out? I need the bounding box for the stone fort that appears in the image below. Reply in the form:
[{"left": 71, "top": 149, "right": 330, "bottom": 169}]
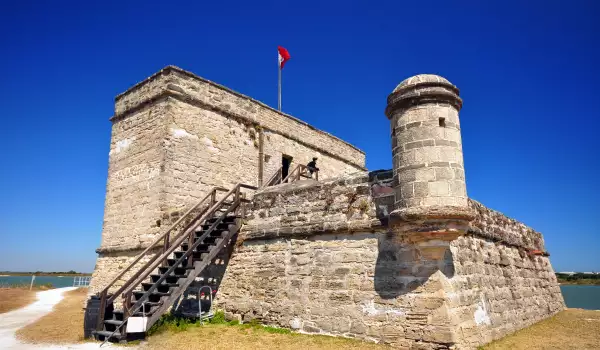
[{"left": 87, "top": 66, "right": 564, "bottom": 349}]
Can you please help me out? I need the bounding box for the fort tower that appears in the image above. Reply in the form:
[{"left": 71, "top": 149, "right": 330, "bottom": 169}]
[{"left": 386, "top": 74, "right": 473, "bottom": 243}]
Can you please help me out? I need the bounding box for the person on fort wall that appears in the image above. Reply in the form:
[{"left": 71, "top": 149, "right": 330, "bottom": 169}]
[{"left": 307, "top": 157, "right": 319, "bottom": 178}]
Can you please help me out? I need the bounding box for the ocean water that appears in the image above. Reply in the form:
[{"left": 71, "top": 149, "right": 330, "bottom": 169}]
[
  {"left": 560, "top": 285, "right": 600, "bottom": 310},
  {"left": 0, "top": 275, "right": 85, "bottom": 288}
]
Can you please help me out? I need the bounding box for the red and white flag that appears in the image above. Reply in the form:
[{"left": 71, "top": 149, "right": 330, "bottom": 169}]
[{"left": 278, "top": 46, "right": 291, "bottom": 69}]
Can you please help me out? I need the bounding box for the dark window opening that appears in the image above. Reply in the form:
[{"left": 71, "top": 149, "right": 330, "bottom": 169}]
[
  {"left": 282, "top": 155, "right": 293, "bottom": 182},
  {"left": 439, "top": 117, "right": 446, "bottom": 127}
]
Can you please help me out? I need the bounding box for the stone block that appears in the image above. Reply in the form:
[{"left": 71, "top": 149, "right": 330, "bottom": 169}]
[
  {"left": 434, "top": 168, "right": 454, "bottom": 181},
  {"left": 401, "top": 183, "right": 414, "bottom": 199},
  {"left": 414, "top": 168, "right": 436, "bottom": 182},
  {"left": 413, "top": 182, "right": 429, "bottom": 198},
  {"left": 428, "top": 181, "right": 449, "bottom": 196}
]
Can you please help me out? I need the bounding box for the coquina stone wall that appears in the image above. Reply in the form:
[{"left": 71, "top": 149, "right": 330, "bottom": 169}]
[
  {"left": 90, "top": 66, "right": 365, "bottom": 295},
  {"left": 214, "top": 171, "right": 564, "bottom": 349}
]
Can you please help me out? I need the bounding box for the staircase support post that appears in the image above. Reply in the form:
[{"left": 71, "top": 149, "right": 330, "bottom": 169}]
[{"left": 96, "top": 291, "right": 107, "bottom": 331}]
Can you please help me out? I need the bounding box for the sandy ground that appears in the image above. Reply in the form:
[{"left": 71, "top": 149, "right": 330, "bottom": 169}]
[{"left": 0, "top": 287, "right": 112, "bottom": 349}]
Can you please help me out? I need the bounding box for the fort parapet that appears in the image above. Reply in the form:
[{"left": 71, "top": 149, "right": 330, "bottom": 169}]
[
  {"left": 89, "top": 66, "right": 564, "bottom": 349},
  {"left": 216, "top": 172, "right": 562, "bottom": 348}
]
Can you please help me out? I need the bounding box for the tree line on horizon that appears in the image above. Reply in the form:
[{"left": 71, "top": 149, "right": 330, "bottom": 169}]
[
  {"left": 556, "top": 272, "right": 600, "bottom": 285},
  {"left": 0, "top": 270, "right": 92, "bottom": 276}
]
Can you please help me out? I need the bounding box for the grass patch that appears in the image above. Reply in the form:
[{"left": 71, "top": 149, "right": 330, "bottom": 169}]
[
  {"left": 142, "top": 309, "right": 600, "bottom": 349},
  {"left": 0, "top": 288, "right": 38, "bottom": 314},
  {"left": 0, "top": 282, "right": 54, "bottom": 289},
  {"left": 142, "top": 311, "right": 382, "bottom": 349},
  {"left": 482, "top": 309, "right": 600, "bottom": 350},
  {"left": 140, "top": 321, "right": 387, "bottom": 350},
  {"left": 16, "top": 288, "right": 89, "bottom": 344},
  {"left": 148, "top": 311, "right": 245, "bottom": 336}
]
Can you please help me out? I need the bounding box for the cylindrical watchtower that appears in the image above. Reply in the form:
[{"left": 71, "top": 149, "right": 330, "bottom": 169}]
[
  {"left": 386, "top": 74, "right": 468, "bottom": 210},
  {"left": 385, "top": 74, "right": 473, "bottom": 241}
]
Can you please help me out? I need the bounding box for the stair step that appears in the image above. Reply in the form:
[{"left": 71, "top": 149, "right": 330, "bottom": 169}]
[
  {"left": 200, "top": 222, "right": 232, "bottom": 230},
  {"left": 207, "top": 216, "right": 237, "bottom": 224},
  {"left": 180, "top": 242, "right": 216, "bottom": 250},
  {"left": 192, "top": 251, "right": 211, "bottom": 260},
  {"left": 174, "top": 249, "right": 209, "bottom": 260},
  {"left": 195, "top": 229, "right": 227, "bottom": 238},
  {"left": 176, "top": 243, "right": 212, "bottom": 252},
  {"left": 112, "top": 309, "right": 147, "bottom": 319},
  {"left": 142, "top": 282, "right": 179, "bottom": 290},
  {"left": 133, "top": 290, "right": 171, "bottom": 298},
  {"left": 158, "top": 266, "right": 188, "bottom": 275},
  {"left": 138, "top": 300, "right": 163, "bottom": 310},
  {"left": 166, "top": 258, "right": 187, "bottom": 267},
  {"left": 104, "top": 319, "right": 124, "bottom": 326},
  {"left": 150, "top": 273, "right": 187, "bottom": 284},
  {"left": 202, "top": 236, "right": 220, "bottom": 244},
  {"left": 151, "top": 272, "right": 188, "bottom": 280},
  {"left": 94, "top": 330, "right": 121, "bottom": 339}
]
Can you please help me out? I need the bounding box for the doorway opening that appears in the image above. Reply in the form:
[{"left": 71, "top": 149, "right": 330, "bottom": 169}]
[{"left": 281, "top": 155, "right": 293, "bottom": 182}]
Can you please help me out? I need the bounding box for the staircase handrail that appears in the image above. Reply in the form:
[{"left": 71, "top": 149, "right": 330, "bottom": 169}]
[
  {"left": 262, "top": 167, "right": 283, "bottom": 188},
  {"left": 98, "top": 186, "right": 228, "bottom": 304},
  {"left": 281, "top": 164, "right": 318, "bottom": 183},
  {"left": 119, "top": 183, "right": 257, "bottom": 310},
  {"left": 99, "top": 192, "right": 243, "bottom": 347}
]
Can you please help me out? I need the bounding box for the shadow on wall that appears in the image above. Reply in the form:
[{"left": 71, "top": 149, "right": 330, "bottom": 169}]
[
  {"left": 171, "top": 233, "right": 239, "bottom": 316},
  {"left": 369, "top": 169, "right": 455, "bottom": 299},
  {"left": 374, "top": 232, "right": 455, "bottom": 299}
]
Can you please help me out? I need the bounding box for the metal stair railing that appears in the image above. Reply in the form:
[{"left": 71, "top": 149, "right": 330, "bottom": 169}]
[
  {"left": 95, "top": 186, "right": 228, "bottom": 331},
  {"left": 98, "top": 183, "right": 256, "bottom": 346},
  {"left": 118, "top": 184, "right": 256, "bottom": 325},
  {"left": 281, "top": 164, "right": 318, "bottom": 183},
  {"left": 262, "top": 167, "right": 283, "bottom": 188},
  {"left": 118, "top": 184, "right": 253, "bottom": 307}
]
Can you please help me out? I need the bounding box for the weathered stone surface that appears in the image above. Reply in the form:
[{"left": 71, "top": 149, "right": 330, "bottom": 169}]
[
  {"left": 240, "top": 171, "right": 393, "bottom": 241},
  {"left": 89, "top": 71, "right": 564, "bottom": 350},
  {"left": 468, "top": 199, "right": 547, "bottom": 252},
  {"left": 90, "top": 66, "right": 365, "bottom": 293},
  {"left": 213, "top": 169, "right": 563, "bottom": 349},
  {"left": 386, "top": 75, "right": 468, "bottom": 213},
  {"left": 449, "top": 235, "right": 564, "bottom": 348}
]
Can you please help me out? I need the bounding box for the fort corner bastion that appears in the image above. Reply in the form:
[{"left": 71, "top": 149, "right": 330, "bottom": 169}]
[{"left": 89, "top": 66, "right": 564, "bottom": 349}]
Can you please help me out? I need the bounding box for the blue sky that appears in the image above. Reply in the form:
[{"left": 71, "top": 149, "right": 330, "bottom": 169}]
[{"left": 0, "top": 0, "right": 598, "bottom": 273}]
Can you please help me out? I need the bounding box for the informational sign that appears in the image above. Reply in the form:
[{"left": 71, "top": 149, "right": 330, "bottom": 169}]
[{"left": 126, "top": 316, "right": 147, "bottom": 333}]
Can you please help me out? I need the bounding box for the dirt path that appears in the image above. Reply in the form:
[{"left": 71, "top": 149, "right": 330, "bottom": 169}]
[{"left": 0, "top": 287, "right": 112, "bottom": 349}]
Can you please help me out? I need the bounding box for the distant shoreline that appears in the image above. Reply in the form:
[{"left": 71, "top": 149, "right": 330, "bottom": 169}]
[
  {"left": 556, "top": 273, "right": 600, "bottom": 286},
  {"left": 0, "top": 273, "right": 92, "bottom": 277},
  {"left": 559, "top": 280, "right": 600, "bottom": 286}
]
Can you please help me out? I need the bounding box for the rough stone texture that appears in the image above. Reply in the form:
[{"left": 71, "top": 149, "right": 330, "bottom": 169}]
[
  {"left": 241, "top": 172, "right": 386, "bottom": 241},
  {"left": 89, "top": 70, "right": 564, "bottom": 349},
  {"left": 90, "top": 66, "right": 365, "bottom": 296},
  {"left": 89, "top": 249, "right": 155, "bottom": 299},
  {"left": 386, "top": 74, "right": 468, "bottom": 210},
  {"left": 468, "top": 199, "right": 546, "bottom": 252},
  {"left": 95, "top": 100, "right": 170, "bottom": 254},
  {"left": 448, "top": 235, "right": 564, "bottom": 348},
  {"left": 212, "top": 173, "right": 564, "bottom": 349},
  {"left": 114, "top": 66, "right": 365, "bottom": 169}
]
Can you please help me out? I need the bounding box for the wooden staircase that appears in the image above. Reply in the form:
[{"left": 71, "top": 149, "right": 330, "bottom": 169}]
[{"left": 89, "top": 184, "right": 256, "bottom": 343}]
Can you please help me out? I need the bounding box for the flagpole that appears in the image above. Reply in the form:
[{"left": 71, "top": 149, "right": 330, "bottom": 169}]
[{"left": 278, "top": 62, "right": 282, "bottom": 111}]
